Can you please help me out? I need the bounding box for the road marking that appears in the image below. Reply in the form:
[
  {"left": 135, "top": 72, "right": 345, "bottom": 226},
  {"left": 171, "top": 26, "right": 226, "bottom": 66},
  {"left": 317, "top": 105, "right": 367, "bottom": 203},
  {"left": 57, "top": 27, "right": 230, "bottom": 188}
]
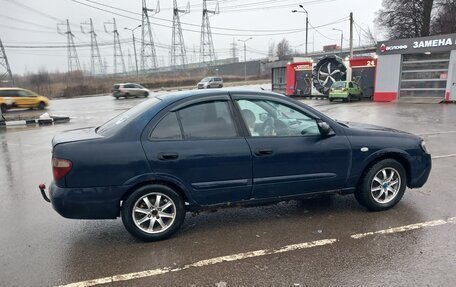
[
  {"left": 432, "top": 154, "right": 456, "bottom": 159},
  {"left": 56, "top": 216, "right": 456, "bottom": 287},
  {"left": 56, "top": 239, "right": 337, "bottom": 287},
  {"left": 351, "top": 217, "right": 456, "bottom": 239}
]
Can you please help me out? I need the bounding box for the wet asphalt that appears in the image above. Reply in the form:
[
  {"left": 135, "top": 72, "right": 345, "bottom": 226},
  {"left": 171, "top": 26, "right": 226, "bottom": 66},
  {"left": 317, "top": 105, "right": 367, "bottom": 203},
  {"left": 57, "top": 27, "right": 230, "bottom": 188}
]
[{"left": 1, "top": 85, "right": 455, "bottom": 287}]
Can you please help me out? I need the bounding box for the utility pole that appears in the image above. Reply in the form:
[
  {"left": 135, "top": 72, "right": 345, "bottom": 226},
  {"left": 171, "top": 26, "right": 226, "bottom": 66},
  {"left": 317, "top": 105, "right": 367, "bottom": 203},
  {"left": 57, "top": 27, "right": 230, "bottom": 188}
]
[
  {"left": 141, "top": 0, "right": 160, "bottom": 73},
  {"left": 81, "top": 18, "right": 105, "bottom": 76},
  {"left": 332, "top": 28, "right": 343, "bottom": 56},
  {"left": 58, "top": 19, "right": 81, "bottom": 74},
  {"left": 349, "top": 12, "right": 353, "bottom": 58},
  {"left": 125, "top": 25, "right": 141, "bottom": 82},
  {"left": 200, "top": 0, "right": 219, "bottom": 65},
  {"left": 170, "top": 0, "right": 189, "bottom": 68},
  {"left": 292, "top": 5, "right": 308, "bottom": 56},
  {"left": 127, "top": 48, "right": 134, "bottom": 72},
  {"left": 237, "top": 37, "right": 252, "bottom": 81},
  {"left": 230, "top": 38, "right": 238, "bottom": 60},
  {"left": 0, "top": 36, "right": 14, "bottom": 86},
  {"left": 105, "top": 18, "right": 126, "bottom": 74}
]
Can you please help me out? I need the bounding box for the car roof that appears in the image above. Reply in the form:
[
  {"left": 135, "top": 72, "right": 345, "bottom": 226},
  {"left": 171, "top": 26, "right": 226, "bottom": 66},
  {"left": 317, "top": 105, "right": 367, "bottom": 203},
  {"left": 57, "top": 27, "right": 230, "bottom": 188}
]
[
  {"left": 157, "top": 88, "right": 284, "bottom": 103},
  {"left": 0, "top": 87, "right": 26, "bottom": 90}
]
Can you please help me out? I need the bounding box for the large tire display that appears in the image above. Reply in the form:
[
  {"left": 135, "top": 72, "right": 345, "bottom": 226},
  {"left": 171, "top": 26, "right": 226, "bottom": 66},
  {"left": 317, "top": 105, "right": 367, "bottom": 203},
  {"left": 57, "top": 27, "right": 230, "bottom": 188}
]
[{"left": 312, "top": 55, "right": 347, "bottom": 95}]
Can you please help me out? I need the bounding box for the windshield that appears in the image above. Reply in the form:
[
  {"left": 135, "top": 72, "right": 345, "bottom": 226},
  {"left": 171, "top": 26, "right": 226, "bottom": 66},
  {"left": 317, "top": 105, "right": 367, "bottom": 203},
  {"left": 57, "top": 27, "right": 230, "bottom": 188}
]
[
  {"left": 332, "top": 82, "right": 346, "bottom": 89},
  {"left": 200, "top": 77, "right": 211, "bottom": 82},
  {"left": 96, "top": 98, "right": 161, "bottom": 136}
]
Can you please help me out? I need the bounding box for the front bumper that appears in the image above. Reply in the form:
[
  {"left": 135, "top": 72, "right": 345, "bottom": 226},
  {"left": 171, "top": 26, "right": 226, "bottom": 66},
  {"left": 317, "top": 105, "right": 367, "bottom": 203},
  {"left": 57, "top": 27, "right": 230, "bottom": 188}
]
[
  {"left": 42, "top": 182, "right": 130, "bottom": 219},
  {"left": 409, "top": 154, "right": 432, "bottom": 188}
]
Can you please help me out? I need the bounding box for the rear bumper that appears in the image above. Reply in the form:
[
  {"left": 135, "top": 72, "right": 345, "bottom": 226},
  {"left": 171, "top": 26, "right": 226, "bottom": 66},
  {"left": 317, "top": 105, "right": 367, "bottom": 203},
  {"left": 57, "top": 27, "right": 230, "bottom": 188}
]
[
  {"left": 48, "top": 182, "right": 130, "bottom": 219},
  {"left": 329, "top": 92, "right": 349, "bottom": 98}
]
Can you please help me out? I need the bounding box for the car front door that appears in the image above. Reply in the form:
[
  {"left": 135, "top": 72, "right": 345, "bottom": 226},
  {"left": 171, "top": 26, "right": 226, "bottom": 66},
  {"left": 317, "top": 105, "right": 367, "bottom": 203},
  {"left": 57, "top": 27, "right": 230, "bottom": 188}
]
[
  {"left": 142, "top": 95, "right": 253, "bottom": 206},
  {"left": 233, "top": 94, "right": 351, "bottom": 199}
]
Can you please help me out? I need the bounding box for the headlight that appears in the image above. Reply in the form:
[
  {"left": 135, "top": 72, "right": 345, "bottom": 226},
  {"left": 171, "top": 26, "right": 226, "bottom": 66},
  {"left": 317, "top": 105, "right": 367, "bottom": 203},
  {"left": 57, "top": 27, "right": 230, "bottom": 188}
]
[{"left": 420, "top": 140, "right": 429, "bottom": 154}]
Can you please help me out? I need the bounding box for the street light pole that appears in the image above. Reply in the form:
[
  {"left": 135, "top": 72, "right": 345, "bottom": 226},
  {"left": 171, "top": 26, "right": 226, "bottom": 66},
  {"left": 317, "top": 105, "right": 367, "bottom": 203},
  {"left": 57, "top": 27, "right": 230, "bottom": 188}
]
[
  {"left": 292, "top": 5, "right": 308, "bottom": 56},
  {"left": 237, "top": 37, "right": 253, "bottom": 81},
  {"left": 124, "top": 25, "right": 141, "bottom": 82},
  {"left": 332, "top": 28, "right": 343, "bottom": 56}
]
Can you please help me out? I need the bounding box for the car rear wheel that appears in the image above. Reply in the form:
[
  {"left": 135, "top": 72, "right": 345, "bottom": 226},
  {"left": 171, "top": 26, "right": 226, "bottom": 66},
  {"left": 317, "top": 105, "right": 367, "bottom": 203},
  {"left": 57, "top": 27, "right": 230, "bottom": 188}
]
[
  {"left": 121, "top": 184, "right": 185, "bottom": 242},
  {"left": 38, "top": 101, "right": 46, "bottom": 110},
  {"left": 355, "top": 159, "right": 407, "bottom": 211},
  {"left": 143, "top": 92, "right": 149, "bottom": 97}
]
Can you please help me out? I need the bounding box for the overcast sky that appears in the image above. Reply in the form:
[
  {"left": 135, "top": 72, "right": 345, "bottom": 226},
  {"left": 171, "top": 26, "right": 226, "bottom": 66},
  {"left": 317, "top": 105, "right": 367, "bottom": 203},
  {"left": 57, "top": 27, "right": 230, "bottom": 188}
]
[{"left": 0, "top": 0, "right": 383, "bottom": 75}]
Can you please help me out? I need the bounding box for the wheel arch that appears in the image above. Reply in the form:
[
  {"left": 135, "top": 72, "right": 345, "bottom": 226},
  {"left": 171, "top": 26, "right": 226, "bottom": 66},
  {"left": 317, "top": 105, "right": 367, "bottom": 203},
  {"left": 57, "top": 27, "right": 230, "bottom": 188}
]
[
  {"left": 358, "top": 152, "right": 412, "bottom": 188},
  {"left": 120, "top": 175, "right": 195, "bottom": 210}
]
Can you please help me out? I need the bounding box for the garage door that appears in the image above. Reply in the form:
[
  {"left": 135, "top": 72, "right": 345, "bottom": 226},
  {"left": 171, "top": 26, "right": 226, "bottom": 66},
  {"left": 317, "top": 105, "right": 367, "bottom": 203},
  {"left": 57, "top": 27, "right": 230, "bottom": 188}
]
[{"left": 400, "top": 51, "right": 450, "bottom": 98}]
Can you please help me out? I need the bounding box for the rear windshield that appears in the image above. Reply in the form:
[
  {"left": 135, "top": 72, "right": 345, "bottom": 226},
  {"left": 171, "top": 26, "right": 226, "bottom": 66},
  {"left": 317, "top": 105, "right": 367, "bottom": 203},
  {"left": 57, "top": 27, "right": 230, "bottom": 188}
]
[
  {"left": 332, "top": 82, "right": 346, "bottom": 89},
  {"left": 112, "top": 84, "right": 120, "bottom": 90},
  {"left": 96, "top": 98, "right": 161, "bottom": 136}
]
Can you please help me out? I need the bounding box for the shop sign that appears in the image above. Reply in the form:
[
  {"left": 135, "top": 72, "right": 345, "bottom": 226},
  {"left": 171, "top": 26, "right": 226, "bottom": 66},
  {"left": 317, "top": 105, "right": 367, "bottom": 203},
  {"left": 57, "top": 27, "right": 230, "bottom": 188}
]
[{"left": 377, "top": 33, "right": 456, "bottom": 54}]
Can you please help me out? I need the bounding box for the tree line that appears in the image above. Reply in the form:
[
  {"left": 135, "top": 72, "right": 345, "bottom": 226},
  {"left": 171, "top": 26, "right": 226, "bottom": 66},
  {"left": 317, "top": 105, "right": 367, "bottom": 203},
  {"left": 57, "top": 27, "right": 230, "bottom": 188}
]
[{"left": 377, "top": 0, "right": 456, "bottom": 39}]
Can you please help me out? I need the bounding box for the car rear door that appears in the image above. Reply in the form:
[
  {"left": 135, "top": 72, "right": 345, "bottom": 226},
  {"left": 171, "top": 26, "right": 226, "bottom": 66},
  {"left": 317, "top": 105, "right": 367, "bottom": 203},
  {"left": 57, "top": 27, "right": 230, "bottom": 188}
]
[
  {"left": 232, "top": 93, "right": 351, "bottom": 199},
  {"left": 141, "top": 94, "right": 253, "bottom": 206}
]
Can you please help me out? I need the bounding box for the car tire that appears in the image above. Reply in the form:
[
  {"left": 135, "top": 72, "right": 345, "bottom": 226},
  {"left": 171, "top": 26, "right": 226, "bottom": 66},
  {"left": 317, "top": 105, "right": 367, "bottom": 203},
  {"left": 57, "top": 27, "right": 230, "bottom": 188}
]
[
  {"left": 1, "top": 104, "right": 6, "bottom": 113},
  {"left": 114, "top": 96, "right": 120, "bottom": 100},
  {"left": 355, "top": 159, "right": 407, "bottom": 211},
  {"left": 329, "top": 98, "right": 333, "bottom": 102},
  {"left": 121, "top": 184, "right": 186, "bottom": 242},
  {"left": 144, "top": 92, "right": 149, "bottom": 98},
  {"left": 38, "top": 102, "right": 46, "bottom": 110},
  {"left": 125, "top": 93, "right": 131, "bottom": 99}
]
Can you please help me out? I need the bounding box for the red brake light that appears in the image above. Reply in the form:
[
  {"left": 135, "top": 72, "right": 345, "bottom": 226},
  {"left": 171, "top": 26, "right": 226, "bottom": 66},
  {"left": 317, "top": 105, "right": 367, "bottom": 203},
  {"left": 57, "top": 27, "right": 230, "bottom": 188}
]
[{"left": 52, "top": 158, "right": 72, "bottom": 181}]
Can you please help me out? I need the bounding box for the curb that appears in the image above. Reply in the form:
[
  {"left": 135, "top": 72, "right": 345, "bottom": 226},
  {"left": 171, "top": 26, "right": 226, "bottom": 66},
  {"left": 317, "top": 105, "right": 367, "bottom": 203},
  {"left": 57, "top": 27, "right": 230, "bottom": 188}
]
[{"left": 0, "top": 116, "right": 70, "bottom": 128}]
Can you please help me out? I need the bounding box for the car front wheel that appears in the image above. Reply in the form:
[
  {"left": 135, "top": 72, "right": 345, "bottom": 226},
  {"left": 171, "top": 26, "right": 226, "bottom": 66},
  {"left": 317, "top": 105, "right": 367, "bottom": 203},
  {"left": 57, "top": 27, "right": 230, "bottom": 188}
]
[
  {"left": 121, "top": 184, "right": 185, "bottom": 241},
  {"left": 38, "top": 101, "right": 46, "bottom": 110},
  {"left": 355, "top": 159, "right": 407, "bottom": 211}
]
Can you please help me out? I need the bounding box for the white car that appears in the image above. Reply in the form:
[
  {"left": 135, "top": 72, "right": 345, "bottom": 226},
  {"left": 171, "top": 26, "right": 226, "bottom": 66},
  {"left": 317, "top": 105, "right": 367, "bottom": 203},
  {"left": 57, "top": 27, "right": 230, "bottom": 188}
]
[
  {"left": 112, "top": 83, "right": 150, "bottom": 99},
  {"left": 197, "top": 77, "right": 224, "bottom": 89}
]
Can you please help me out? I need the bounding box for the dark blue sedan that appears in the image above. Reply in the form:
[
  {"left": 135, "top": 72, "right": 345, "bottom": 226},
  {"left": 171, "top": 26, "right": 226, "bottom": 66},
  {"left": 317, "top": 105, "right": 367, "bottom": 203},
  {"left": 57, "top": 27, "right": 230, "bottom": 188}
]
[{"left": 41, "top": 90, "right": 431, "bottom": 241}]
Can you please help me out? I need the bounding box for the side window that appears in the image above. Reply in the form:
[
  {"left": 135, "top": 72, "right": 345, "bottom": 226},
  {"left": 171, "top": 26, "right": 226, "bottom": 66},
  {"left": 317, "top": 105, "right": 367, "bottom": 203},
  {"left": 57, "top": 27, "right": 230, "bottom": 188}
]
[
  {"left": 348, "top": 82, "right": 354, "bottom": 88},
  {"left": 150, "top": 112, "right": 182, "bottom": 140},
  {"left": 178, "top": 101, "right": 237, "bottom": 139},
  {"left": 237, "top": 99, "right": 320, "bottom": 137},
  {"left": 124, "top": 84, "right": 134, "bottom": 89}
]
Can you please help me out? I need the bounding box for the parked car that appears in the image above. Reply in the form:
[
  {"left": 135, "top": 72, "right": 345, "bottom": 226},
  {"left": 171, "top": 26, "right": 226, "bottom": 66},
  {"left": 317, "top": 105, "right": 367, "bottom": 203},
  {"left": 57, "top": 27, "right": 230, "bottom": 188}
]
[
  {"left": 329, "top": 81, "right": 362, "bottom": 102},
  {"left": 197, "top": 77, "right": 223, "bottom": 89},
  {"left": 40, "top": 89, "right": 431, "bottom": 242},
  {"left": 0, "top": 87, "right": 49, "bottom": 111},
  {"left": 112, "top": 83, "right": 149, "bottom": 99}
]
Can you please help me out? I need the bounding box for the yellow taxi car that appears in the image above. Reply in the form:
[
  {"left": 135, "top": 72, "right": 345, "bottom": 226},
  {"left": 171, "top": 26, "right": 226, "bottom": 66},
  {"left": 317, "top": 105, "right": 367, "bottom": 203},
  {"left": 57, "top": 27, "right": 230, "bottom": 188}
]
[{"left": 0, "top": 87, "right": 50, "bottom": 112}]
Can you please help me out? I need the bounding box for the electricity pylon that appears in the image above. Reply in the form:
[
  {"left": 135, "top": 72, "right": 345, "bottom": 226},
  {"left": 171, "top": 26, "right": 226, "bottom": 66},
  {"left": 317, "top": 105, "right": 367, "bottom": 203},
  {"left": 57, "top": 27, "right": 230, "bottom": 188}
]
[
  {"left": 105, "top": 18, "right": 126, "bottom": 74},
  {"left": 57, "top": 19, "right": 81, "bottom": 73},
  {"left": 81, "top": 18, "right": 105, "bottom": 76},
  {"left": 170, "top": 0, "right": 189, "bottom": 68},
  {"left": 0, "top": 36, "right": 14, "bottom": 86},
  {"left": 200, "top": 0, "right": 219, "bottom": 65},
  {"left": 141, "top": 0, "right": 160, "bottom": 72},
  {"left": 127, "top": 48, "right": 134, "bottom": 72}
]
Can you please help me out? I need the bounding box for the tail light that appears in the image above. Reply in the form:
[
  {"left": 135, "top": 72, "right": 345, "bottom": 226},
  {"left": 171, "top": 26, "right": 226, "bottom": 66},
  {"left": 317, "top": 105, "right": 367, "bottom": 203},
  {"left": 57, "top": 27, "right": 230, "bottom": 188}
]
[{"left": 52, "top": 157, "right": 72, "bottom": 181}]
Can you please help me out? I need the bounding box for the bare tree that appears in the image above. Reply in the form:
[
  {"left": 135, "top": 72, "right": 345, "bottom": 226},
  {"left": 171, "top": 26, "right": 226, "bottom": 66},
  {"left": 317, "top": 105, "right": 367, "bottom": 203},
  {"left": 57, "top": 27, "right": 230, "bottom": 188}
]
[
  {"left": 432, "top": 0, "right": 456, "bottom": 34},
  {"left": 276, "top": 38, "right": 291, "bottom": 60},
  {"left": 363, "top": 27, "right": 377, "bottom": 46},
  {"left": 376, "top": 0, "right": 434, "bottom": 39}
]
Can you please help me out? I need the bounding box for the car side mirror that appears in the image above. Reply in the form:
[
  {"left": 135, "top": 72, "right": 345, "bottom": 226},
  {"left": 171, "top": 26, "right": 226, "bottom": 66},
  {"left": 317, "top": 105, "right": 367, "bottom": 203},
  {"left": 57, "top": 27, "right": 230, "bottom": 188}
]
[{"left": 317, "top": 121, "right": 334, "bottom": 136}]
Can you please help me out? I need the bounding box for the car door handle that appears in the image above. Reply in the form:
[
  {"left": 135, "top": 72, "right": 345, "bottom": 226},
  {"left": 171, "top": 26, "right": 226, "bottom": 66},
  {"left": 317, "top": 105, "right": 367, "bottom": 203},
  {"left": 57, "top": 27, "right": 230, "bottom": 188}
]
[
  {"left": 254, "top": 148, "right": 273, "bottom": 156},
  {"left": 157, "top": 153, "right": 179, "bottom": 160}
]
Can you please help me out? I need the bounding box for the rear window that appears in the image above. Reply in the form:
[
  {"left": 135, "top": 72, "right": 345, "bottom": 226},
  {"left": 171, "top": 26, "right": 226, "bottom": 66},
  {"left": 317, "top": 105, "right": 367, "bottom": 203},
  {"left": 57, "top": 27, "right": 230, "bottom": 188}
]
[
  {"left": 112, "top": 84, "right": 120, "bottom": 90},
  {"left": 96, "top": 98, "right": 161, "bottom": 136},
  {"left": 332, "top": 82, "right": 346, "bottom": 89}
]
